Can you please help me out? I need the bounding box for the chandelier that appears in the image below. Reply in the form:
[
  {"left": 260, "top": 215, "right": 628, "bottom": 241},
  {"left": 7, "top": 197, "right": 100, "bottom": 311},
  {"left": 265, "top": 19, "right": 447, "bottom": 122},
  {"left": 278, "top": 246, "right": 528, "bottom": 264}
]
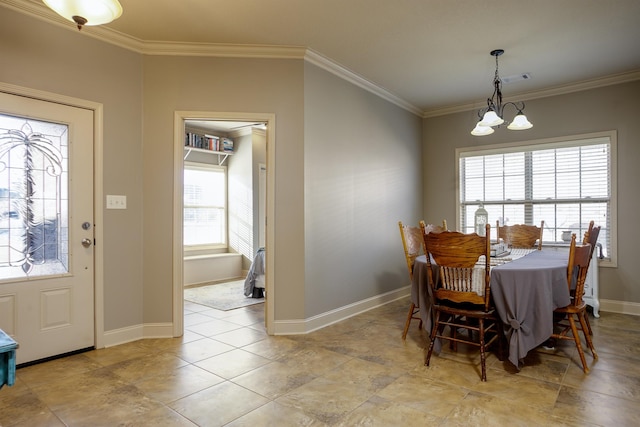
[
  {"left": 471, "top": 49, "right": 533, "bottom": 136},
  {"left": 43, "top": 0, "right": 123, "bottom": 31}
]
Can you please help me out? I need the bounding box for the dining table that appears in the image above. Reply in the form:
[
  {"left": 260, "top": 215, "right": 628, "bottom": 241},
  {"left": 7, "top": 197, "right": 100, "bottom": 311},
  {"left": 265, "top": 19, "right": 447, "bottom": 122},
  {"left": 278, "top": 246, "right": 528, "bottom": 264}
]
[{"left": 410, "top": 247, "right": 571, "bottom": 369}]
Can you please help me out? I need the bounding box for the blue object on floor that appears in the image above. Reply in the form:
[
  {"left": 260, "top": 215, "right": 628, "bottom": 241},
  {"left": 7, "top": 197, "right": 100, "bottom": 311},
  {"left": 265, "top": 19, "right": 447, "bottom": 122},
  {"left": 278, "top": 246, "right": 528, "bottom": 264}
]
[{"left": 0, "top": 328, "right": 18, "bottom": 389}]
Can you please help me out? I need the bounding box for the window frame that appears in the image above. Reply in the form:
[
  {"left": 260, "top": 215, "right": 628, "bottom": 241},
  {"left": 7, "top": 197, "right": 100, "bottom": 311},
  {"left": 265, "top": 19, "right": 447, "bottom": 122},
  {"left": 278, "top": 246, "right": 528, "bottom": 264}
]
[
  {"left": 455, "top": 131, "right": 617, "bottom": 267},
  {"left": 183, "top": 160, "right": 228, "bottom": 252}
]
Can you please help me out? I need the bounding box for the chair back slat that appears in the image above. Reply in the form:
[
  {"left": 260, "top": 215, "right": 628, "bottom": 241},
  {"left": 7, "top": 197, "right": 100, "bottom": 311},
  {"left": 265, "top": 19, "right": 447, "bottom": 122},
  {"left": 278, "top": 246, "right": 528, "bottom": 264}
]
[
  {"left": 567, "top": 233, "right": 593, "bottom": 306},
  {"left": 582, "top": 220, "right": 601, "bottom": 259},
  {"left": 421, "top": 223, "right": 491, "bottom": 310},
  {"left": 496, "top": 220, "right": 544, "bottom": 250},
  {"left": 398, "top": 221, "right": 424, "bottom": 281}
]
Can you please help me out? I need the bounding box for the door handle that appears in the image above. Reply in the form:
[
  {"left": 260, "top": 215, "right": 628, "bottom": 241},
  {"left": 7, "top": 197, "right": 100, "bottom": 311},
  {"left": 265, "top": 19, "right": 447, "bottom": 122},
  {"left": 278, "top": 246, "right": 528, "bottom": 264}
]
[{"left": 81, "top": 238, "right": 92, "bottom": 248}]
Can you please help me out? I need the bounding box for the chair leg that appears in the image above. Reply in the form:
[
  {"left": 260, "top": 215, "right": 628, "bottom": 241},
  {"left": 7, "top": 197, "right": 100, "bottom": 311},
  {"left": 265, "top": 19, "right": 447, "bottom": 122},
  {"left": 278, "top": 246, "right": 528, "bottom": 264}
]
[
  {"left": 402, "top": 302, "right": 416, "bottom": 340},
  {"left": 584, "top": 312, "right": 593, "bottom": 335},
  {"left": 578, "top": 312, "right": 598, "bottom": 360},
  {"left": 425, "top": 311, "right": 440, "bottom": 367},
  {"left": 568, "top": 315, "right": 589, "bottom": 373},
  {"left": 479, "top": 318, "right": 487, "bottom": 382},
  {"left": 450, "top": 318, "right": 457, "bottom": 351}
]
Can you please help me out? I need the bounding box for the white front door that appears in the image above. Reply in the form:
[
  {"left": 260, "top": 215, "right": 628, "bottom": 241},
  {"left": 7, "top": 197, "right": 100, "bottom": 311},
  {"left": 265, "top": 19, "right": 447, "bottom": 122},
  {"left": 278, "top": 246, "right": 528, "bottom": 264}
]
[{"left": 0, "top": 91, "right": 94, "bottom": 365}]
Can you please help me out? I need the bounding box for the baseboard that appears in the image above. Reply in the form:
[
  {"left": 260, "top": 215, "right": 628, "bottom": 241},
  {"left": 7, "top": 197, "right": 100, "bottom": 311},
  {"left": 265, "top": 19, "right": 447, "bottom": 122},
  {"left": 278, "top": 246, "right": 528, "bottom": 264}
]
[
  {"left": 102, "top": 324, "right": 143, "bottom": 348},
  {"left": 100, "top": 288, "right": 411, "bottom": 345},
  {"left": 143, "top": 322, "right": 175, "bottom": 339},
  {"left": 183, "top": 253, "right": 242, "bottom": 261},
  {"left": 272, "top": 286, "right": 410, "bottom": 335},
  {"left": 600, "top": 299, "right": 640, "bottom": 316},
  {"left": 101, "top": 322, "right": 174, "bottom": 348},
  {"left": 184, "top": 276, "right": 245, "bottom": 288},
  {"left": 98, "top": 296, "right": 637, "bottom": 347}
]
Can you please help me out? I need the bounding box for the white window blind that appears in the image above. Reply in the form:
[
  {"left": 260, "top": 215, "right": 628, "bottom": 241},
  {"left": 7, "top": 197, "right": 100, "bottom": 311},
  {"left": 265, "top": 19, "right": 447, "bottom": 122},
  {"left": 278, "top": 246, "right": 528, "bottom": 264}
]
[
  {"left": 458, "top": 134, "right": 614, "bottom": 261},
  {"left": 184, "top": 162, "right": 226, "bottom": 247}
]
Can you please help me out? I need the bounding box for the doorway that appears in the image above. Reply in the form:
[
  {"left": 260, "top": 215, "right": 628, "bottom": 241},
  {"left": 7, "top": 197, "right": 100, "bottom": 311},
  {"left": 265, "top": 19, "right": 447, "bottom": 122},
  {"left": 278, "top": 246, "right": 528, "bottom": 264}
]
[
  {"left": 173, "top": 111, "right": 275, "bottom": 337},
  {"left": 0, "top": 87, "right": 102, "bottom": 365}
]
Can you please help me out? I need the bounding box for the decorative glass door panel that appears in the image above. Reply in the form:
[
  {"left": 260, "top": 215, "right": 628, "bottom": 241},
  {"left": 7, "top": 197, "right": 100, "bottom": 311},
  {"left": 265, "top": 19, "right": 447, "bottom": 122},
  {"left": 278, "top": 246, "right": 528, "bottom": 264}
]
[{"left": 0, "top": 114, "right": 68, "bottom": 279}]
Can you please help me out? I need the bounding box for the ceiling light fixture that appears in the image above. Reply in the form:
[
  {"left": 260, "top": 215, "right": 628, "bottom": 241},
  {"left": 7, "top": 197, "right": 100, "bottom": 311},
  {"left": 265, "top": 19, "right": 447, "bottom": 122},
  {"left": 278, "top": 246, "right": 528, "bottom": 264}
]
[
  {"left": 43, "top": 0, "right": 123, "bottom": 31},
  {"left": 471, "top": 49, "right": 533, "bottom": 136}
]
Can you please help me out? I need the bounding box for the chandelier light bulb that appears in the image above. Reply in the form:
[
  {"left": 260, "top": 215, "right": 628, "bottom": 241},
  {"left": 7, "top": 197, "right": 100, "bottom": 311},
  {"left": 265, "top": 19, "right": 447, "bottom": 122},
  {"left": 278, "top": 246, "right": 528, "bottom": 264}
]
[
  {"left": 471, "top": 122, "right": 495, "bottom": 136},
  {"left": 507, "top": 113, "right": 533, "bottom": 130},
  {"left": 478, "top": 110, "right": 504, "bottom": 127}
]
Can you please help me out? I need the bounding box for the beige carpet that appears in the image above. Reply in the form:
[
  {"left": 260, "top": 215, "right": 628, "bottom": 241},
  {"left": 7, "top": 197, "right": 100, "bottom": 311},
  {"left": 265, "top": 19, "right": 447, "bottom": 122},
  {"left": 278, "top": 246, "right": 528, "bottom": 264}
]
[{"left": 184, "top": 280, "right": 264, "bottom": 311}]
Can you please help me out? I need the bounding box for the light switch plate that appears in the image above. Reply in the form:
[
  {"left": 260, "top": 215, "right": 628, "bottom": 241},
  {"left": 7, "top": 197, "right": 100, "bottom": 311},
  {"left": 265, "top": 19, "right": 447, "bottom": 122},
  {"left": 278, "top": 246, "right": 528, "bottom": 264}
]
[{"left": 106, "top": 195, "right": 127, "bottom": 209}]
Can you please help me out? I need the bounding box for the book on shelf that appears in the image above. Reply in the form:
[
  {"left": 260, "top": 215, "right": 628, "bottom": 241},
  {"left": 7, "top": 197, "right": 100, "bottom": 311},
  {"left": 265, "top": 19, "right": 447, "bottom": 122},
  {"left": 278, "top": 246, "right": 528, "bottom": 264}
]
[
  {"left": 185, "top": 132, "right": 221, "bottom": 151},
  {"left": 205, "top": 135, "right": 220, "bottom": 151},
  {"left": 185, "top": 133, "right": 233, "bottom": 153},
  {"left": 222, "top": 138, "right": 234, "bottom": 152}
]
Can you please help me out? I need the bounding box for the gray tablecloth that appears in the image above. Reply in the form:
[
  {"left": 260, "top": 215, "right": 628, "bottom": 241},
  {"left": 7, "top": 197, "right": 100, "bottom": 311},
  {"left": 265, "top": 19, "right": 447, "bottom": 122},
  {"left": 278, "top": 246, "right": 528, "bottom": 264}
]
[
  {"left": 412, "top": 250, "right": 571, "bottom": 369},
  {"left": 411, "top": 255, "right": 432, "bottom": 334},
  {"left": 490, "top": 250, "right": 570, "bottom": 368}
]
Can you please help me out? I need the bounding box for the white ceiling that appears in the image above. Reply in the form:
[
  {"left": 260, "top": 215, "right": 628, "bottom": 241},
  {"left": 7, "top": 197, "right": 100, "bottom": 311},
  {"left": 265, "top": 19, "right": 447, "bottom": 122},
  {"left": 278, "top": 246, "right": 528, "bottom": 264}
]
[{"left": 11, "top": 0, "right": 640, "bottom": 116}]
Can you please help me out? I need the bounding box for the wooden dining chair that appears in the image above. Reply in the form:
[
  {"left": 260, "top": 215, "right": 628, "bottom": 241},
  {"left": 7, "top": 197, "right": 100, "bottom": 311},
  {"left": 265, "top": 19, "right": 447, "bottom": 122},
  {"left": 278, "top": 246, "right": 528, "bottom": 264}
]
[
  {"left": 581, "top": 220, "right": 601, "bottom": 335},
  {"left": 496, "top": 220, "right": 544, "bottom": 250},
  {"left": 399, "top": 220, "right": 447, "bottom": 340},
  {"left": 582, "top": 220, "right": 601, "bottom": 258},
  {"left": 422, "top": 223, "right": 503, "bottom": 381},
  {"left": 551, "top": 233, "right": 598, "bottom": 373}
]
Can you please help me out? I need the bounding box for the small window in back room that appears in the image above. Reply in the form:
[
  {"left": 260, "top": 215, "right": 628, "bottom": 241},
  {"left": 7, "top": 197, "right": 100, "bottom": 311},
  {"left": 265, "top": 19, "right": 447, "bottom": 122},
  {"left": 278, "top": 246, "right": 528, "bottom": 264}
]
[{"left": 184, "top": 161, "right": 227, "bottom": 247}]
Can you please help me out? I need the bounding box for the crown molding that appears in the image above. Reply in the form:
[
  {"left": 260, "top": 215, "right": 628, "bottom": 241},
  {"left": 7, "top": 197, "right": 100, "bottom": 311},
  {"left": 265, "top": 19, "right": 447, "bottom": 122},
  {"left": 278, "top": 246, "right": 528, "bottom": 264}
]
[
  {"left": 303, "top": 49, "right": 422, "bottom": 116},
  {"left": 4, "top": 0, "right": 422, "bottom": 115},
  {"left": 6, "top": 0, "right": 638, "bottom": 120},
  {"left": 423, "top": 69, "right": 640, "bottom": 118},
  {"left": 140, "top": 41, "right": 306, "bottom": 58}
]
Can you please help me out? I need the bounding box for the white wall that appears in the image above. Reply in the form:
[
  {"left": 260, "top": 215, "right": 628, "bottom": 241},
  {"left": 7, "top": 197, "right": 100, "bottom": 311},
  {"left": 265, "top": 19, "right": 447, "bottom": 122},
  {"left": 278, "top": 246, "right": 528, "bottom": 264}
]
[
  {"left": 252, "top": 129, "right": 267, "bottom": 255},
  {"left": 183, "top": 253, "right": 242, "bottom": 286},
  {"left": 228, "top": 131, "right": 254, "bottom": 266}
]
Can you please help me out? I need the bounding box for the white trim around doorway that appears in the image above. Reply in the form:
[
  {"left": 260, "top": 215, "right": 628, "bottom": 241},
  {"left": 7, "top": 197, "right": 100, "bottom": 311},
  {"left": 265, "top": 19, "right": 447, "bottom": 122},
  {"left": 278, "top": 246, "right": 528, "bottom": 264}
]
[{"left": 173, "top": 111, "right": 276, "bottom": 337}]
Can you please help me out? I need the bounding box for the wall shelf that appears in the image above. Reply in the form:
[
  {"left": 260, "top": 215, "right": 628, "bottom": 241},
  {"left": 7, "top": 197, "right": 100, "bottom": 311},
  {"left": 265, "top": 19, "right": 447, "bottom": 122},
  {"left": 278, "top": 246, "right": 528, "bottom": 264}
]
[{"left": 183, "top": 146, "right": 233, "bottom": 164}]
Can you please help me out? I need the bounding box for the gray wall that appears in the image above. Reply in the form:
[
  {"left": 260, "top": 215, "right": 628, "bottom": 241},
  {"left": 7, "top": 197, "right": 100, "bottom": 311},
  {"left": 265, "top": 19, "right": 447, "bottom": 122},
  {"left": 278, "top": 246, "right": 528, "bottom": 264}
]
[
  {"left": 303, "top": 62, "right": 424, "bottom": 317},
  {"left": 1, "top": 7, "right": 424, "bottom": 332},
  {"left": 142, "top": 55, "right": 306, "bottom": 322},
  {"left": 423, "top": 80, "right": 640, "bottom": 304},
  {"left": 0, "top": 9, "right": 145, "bottom": 332}
]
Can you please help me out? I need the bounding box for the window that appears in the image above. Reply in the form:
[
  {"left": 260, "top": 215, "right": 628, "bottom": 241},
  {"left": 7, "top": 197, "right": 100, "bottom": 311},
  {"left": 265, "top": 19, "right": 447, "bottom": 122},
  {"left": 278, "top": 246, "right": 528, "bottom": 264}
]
[
  {"left": 457, "top": 132, "right": 616, "bottom": 264},
  {"left": 0, "top": 114, "right": 69, "bottom": 278},
  {"left": 184, "top": 162, "right": 226, "bottom": 248}
]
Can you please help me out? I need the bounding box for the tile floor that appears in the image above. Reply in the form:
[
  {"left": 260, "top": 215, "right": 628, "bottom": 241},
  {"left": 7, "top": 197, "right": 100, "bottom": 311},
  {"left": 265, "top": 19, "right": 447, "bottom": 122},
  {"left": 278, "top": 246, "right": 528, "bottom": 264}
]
[{"left": 1, "top": 297, "right": 639, "bottom": 426}]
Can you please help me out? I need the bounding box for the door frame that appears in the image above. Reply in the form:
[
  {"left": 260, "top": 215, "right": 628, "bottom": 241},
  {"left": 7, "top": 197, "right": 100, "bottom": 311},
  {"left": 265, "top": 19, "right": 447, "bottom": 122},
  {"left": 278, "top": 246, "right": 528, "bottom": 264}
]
[
  {"left": 173, "top": 111, "right": 275, "bottom": 336},
  {"left": 0, "top": 81, "right": 105, "bottom": 349}
]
